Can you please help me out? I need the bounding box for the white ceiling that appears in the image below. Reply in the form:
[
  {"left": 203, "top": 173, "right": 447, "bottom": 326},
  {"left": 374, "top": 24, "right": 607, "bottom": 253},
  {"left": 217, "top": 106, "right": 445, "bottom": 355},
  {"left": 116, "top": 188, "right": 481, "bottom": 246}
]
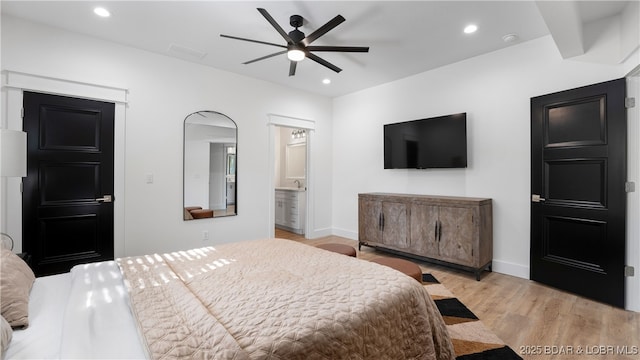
[{"left": 1, "top": 1, "right": 632, "bottom": 97}]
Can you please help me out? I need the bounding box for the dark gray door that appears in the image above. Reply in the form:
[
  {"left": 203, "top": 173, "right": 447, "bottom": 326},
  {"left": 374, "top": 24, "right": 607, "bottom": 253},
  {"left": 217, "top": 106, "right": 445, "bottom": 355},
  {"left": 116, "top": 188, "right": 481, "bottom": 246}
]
[
  {"left": 530, "top": 78, "right": 627, "bottom": 308},
  {"left": 23, "top": 91, "right": 115, "bottom": 277}
]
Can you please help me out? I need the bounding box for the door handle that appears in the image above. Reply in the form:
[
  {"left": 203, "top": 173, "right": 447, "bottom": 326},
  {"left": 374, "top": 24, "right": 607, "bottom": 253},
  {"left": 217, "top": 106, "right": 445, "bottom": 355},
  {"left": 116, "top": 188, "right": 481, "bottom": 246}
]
[
  {"left": 531, "top": 194, "right": 546, "bottom": 203},
  {"left": 96, "top": 195, "right": 113, "bottom": 203}
]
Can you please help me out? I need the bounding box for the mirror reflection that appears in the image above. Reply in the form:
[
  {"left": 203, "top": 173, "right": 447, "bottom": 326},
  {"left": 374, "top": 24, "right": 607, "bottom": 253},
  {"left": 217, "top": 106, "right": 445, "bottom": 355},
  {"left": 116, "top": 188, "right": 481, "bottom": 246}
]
[{"left": 183, "top": 111, "right": 237, "bottom": 220}]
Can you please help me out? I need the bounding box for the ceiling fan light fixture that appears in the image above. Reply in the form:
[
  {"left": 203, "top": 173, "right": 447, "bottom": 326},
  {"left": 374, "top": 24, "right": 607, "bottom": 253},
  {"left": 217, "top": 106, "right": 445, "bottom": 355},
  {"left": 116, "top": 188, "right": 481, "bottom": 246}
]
[
  {"left": 221, "top": 8, "right": 368, "bottom": 75},
  {"left": 287, "top": 49, "right": 305, "bottom": 62}
]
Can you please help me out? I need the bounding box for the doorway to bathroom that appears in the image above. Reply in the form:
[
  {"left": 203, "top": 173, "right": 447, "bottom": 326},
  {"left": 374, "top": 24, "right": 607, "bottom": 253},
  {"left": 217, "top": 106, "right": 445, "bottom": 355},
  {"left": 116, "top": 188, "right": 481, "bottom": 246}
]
[
  {"left": 273, "top": 126, "right": 307, "bottom": 236},
  {"left": 267, "top": 114, "right": 315, "bottom": 238}
]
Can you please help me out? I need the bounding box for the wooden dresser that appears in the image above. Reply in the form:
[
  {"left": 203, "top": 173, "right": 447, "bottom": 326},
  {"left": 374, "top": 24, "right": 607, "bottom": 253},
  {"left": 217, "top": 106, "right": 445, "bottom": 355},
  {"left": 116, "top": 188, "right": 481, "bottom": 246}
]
[{"left": 358, "top": 193, "right": 493, "bottom": 280}]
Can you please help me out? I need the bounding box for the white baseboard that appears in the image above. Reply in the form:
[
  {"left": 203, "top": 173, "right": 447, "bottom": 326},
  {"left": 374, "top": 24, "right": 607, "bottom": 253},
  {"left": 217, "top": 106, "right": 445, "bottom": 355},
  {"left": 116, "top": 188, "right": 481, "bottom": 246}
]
[
  {"left": 307, "top": 227, "right": 333, "bottom": 239},
  {"left": 491, "top": 259, "right": 530, "bottom": 280},
  {"left": 331, "top": 228, "right": 358, "bottom": 241}
]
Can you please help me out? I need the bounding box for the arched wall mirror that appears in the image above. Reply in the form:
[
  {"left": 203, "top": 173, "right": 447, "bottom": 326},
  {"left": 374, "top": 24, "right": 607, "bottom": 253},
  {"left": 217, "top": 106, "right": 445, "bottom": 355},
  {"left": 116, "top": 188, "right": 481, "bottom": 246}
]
[{"left": 183, "top": 111, "right": 237, "bottom": 220}]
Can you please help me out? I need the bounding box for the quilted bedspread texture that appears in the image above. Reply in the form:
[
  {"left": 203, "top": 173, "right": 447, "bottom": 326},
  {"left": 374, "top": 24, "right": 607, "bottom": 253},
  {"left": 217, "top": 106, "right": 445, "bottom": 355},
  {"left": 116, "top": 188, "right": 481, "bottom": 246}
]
[{"left": 117, "top": 238, "right": 455, "bottom": 360}]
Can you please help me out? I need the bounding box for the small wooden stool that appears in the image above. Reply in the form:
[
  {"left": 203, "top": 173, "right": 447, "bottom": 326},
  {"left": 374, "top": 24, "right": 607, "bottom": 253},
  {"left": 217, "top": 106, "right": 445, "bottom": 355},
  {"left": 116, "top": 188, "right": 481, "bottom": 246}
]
[
  {"left": 371, "top": 257, "right": 422, "bottom": 283},
  {"left": 316, "top": 243, "right": 357, "bottom": 257}
]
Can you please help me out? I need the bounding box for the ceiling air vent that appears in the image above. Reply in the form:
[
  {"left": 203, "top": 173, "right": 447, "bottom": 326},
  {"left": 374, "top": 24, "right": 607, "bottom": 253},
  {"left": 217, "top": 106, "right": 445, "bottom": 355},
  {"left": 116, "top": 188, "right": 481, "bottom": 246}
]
[{"left": 167, "top": 43, "right": 207, "bottom": 60}]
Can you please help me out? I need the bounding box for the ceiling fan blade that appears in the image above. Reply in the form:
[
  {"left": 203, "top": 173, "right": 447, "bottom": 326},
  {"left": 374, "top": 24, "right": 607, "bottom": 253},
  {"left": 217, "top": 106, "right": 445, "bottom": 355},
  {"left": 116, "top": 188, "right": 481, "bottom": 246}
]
[
  {"left": 257, "top": 8, "right": 294, "bottom": 44},
  {"left": 307, "top": 53, "right": 342, "bottom": 73},
  {"left": 306, "top": 46, "right": 369, "bottom": 53},
  {"left": 220, "top": 34, "right": 287, "bottom": 49},
  {"left": 302, "top": 15, "right": 345, "bottom": 46},
  {"left": 243, "top": 50, "right": 287, "bottom": 65},
  {"left": 289, "top": 61, "right": 297, "bottom": 76}
]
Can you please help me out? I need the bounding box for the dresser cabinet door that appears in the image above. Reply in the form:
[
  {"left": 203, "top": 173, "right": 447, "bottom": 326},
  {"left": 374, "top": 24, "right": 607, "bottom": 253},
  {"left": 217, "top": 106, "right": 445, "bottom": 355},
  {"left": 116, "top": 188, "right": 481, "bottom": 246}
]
[
  {"left": 359, "top": 199, "right": 382, "bottom": 244},
  {"left": 409, "top": 203, "right": 438, "bottom": 256},
  {"left": 381, "top": 201, "right": 409, "bottom": 249},
  {"left": 438, "top": 206, "right": 475, "bottom": 266}
]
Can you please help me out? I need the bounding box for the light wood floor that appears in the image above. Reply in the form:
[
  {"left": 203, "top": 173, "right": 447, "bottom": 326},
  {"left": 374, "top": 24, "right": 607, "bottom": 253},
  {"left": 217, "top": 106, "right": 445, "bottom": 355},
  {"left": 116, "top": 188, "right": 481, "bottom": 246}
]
[{"left": 275, "top": 229, "right": 640, "bottom": 360}]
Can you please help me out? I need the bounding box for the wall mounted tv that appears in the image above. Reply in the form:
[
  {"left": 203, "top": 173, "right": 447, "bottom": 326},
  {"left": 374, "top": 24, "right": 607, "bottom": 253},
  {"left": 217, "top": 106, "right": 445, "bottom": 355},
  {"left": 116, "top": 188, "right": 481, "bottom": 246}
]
[{"left": 384, "top": 112, "right": 467, "bottom": 169}]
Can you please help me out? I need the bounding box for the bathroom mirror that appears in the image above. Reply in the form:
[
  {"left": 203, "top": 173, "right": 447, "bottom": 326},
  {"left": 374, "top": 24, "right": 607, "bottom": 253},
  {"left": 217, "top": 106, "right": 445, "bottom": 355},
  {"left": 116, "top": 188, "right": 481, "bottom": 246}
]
[
  {"left": 183, "top": 111, "right": 237, "bottom": 220},
  {"left": 285, "top": 143, "right": 306, "bottom": 179}
]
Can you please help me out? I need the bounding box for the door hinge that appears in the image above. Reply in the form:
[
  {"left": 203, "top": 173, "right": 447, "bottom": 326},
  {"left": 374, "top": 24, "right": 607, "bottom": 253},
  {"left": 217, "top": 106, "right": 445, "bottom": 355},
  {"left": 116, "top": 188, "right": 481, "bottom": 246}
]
[
  {"left": 21, "top": 108, "right": 24, "bottom": 119},
  {"left": 626, "top": 97, "right": 636, "bottom": 109},
  {"left": 625, "top": 265, "right": 635, "bottom": 277},
  {"left": 626, "top": 182, "right": 636, "bottom": 193}
]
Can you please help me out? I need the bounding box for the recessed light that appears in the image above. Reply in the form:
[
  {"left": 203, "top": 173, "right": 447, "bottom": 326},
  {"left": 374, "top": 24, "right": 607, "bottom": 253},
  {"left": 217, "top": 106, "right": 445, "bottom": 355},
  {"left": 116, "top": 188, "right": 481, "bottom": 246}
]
[
  {"left": 322, "top": 78, "right": 331, "bottom": 85},
  {"left": 94, "top": 7, "right": 110, "bottom": 18},
  {"left": 464, "top": 24, "right": 477, "bottom": 34}
]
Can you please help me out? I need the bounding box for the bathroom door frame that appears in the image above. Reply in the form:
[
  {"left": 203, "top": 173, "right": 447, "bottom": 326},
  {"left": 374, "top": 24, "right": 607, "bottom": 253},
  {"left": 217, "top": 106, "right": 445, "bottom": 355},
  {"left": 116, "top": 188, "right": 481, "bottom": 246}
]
[{"left": 266, "top": 114, "right": 314, "bottom": 238}]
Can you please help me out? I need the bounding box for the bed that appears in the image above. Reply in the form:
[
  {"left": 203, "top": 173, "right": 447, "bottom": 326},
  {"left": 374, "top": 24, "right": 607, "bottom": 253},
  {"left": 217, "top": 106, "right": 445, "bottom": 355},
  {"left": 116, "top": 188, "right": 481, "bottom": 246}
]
[{"left": 2, "top": 238, "right": 455, "bottom": 359}]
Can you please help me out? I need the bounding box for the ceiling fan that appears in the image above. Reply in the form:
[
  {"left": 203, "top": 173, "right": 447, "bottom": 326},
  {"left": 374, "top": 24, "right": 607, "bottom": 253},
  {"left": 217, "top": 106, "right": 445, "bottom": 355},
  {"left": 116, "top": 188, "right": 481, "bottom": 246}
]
[{"left": 220, "top": 8, "right": 369, "bottom": 76}]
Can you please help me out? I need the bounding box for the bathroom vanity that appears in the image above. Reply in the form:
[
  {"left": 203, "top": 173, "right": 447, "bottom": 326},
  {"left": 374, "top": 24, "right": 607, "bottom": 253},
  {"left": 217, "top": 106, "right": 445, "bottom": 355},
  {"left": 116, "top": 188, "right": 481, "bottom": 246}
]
[{"left": 275, "top": 188, "right": 306, "bottom": 235}]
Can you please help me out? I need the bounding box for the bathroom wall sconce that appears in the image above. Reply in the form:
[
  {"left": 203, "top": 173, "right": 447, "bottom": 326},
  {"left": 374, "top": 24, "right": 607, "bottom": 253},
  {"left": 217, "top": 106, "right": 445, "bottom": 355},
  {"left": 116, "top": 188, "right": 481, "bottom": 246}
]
[
  {"left": 291, "top": 129, "right": 306, "bottom": 139},
  {"left": 1, "top": 129, "right": 27, "bottom": 177}
]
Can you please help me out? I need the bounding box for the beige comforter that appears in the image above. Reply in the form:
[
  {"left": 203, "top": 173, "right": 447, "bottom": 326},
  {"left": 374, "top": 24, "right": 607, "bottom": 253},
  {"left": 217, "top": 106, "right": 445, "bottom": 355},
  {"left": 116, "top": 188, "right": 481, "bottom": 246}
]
[{"left": 117, "top": 238, "right": 454, "bottom": 360}]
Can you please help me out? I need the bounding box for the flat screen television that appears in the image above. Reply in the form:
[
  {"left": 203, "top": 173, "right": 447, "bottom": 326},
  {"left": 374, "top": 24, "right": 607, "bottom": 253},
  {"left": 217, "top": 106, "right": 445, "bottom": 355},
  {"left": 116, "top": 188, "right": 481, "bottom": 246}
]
[{"left": 384, "top": 113, "right": 467, "bottom": 169}]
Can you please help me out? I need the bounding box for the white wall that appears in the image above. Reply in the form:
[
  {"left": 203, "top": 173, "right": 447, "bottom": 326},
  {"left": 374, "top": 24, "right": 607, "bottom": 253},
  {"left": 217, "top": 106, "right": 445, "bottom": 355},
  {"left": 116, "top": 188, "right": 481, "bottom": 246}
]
[
  {"left": 1, "top": 15, "right": 332, "bottom": 256},
  {"left": 332, "top": 35, "right": 639, "bottom": 284}
]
